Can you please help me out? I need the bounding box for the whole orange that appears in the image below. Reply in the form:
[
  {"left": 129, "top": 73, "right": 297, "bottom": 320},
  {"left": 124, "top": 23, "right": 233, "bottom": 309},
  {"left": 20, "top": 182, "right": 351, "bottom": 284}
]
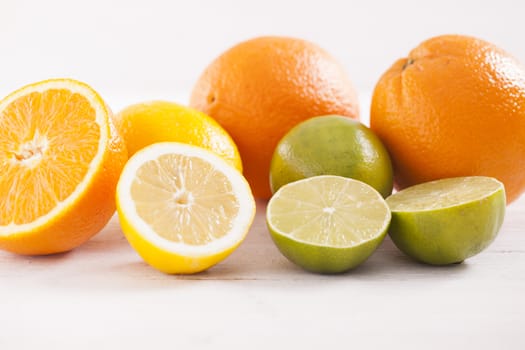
[
  {"left": 190, "top": 36, "right": 359, "bottom": 198},
  {"left": 370, "top": 34, "right": 525, "bottom": 203}
]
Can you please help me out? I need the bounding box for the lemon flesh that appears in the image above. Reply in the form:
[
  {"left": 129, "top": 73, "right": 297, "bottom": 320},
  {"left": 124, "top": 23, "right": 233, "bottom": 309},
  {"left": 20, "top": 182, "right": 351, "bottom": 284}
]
[
  {"left": 266, "top": 175, "right": 391, "bottom": 274},
  {"left": 116, "top": 142, "right": 255, "bottom": 274},
  {"left": 386, "top": 176, "right": 505, "bottom": 265}
]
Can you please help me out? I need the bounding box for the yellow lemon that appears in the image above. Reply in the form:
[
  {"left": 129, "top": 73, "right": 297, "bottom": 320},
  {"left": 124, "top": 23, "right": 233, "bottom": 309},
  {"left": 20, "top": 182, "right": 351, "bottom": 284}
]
[
  {"left": 116, "top": 142, "right": 255, "bottom": 274},
  {"left": 115, "top": 101, "right": 242, "bottom": 171}
]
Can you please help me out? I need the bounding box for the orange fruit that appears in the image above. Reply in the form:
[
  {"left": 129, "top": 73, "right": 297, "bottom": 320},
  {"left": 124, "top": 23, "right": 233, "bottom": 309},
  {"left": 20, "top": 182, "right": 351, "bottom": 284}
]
[
  {"left": 370, "top": 34, "right": 525, "bottom": 203},
  {"left": 0, "top": 79, "right": 127, "bottom": 255},
  {"left": 190, "top": 36, "right": 359, "bottom": 198}
]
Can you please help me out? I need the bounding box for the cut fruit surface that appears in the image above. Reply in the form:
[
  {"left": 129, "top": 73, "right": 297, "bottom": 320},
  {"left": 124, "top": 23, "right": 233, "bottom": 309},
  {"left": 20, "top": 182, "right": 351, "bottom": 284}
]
[
  {"left": 386, "top": 176, "right": 503, "bottom": 211},
  {"left": 116, "top": 142, "right": 255, "bottom": 274},
  {"left": 1, "top": 84, "right": 103, "bottom": 228},
  {"left": 0, "top": 79, "right": 127, "bottom": 255},
  {"left": 266, "top": 175, "right": 391, "bottom": 274},
  {"left": 386, "top": 176, "right": 506, "bottom": 265}
]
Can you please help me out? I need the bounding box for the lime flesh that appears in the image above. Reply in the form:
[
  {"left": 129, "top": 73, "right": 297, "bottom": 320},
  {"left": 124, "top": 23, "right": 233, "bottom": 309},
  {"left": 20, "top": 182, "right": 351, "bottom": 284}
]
[
  {"left": 266, "top": 175, "right": 391, "bottom": 274},
  {"left": 386, "top": 176, "right": 506, "bottom": 265}
]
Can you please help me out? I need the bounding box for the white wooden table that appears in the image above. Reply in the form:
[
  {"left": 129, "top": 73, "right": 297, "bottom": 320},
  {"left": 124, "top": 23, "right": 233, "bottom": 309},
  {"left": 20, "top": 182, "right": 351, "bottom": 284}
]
[{"left": 0, "top": 196, "right": 524, "bottom": 349}]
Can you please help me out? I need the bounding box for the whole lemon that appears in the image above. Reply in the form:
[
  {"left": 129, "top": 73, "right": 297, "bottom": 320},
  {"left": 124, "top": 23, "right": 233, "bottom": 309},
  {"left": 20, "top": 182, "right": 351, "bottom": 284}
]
[{"left": 115, "top": 101, "right": 242, "bottom": 171}]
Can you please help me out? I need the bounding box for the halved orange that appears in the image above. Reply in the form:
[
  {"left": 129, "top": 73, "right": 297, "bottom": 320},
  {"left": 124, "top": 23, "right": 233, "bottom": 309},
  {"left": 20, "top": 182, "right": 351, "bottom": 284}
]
[{"left": 0, "top": 79, "right": 127, "bottom": 255}]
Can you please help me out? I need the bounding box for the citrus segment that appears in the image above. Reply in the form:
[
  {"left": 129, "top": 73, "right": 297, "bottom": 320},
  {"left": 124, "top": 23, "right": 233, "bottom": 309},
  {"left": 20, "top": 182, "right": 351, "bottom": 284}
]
[
  {"left": 116, "top": 142, "right": 255, "bottom": 274},
  {"left": 386, "top": 176, "right": 506, "bottom": 265},
  {"left": 266, "top": 175, "right": 390, "bottom": 273},
  {"left": 0, "top": 79, "right": 127, "bottom": 255}
]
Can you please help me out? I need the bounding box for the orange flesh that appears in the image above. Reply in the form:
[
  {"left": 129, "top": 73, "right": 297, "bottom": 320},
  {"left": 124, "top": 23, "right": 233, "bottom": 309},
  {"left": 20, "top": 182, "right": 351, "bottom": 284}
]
[{"left": 0, "top": 90, "right": 100, "bottom": 225}]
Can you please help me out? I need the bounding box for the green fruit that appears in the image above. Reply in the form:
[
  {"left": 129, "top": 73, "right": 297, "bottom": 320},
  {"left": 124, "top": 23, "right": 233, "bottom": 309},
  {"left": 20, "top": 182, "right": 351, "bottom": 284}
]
[
  {"left": 269, "top": 115, "right": 393, "bottom": 197},
  {"left": 266, "top": 175, "right": 391, "bottom": 274},
  {"left": 386, "top": 176, "right": 506, "bottom": 265}
]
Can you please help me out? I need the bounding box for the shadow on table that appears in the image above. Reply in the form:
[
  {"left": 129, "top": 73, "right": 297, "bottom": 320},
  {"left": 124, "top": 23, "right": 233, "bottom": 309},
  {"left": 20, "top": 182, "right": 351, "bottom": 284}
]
[
  {"left": 349, "top": 236, "right": 470, "bottom": 278},
  {"left": 0, "top": 210, "right": 472, "bottom": 292}
]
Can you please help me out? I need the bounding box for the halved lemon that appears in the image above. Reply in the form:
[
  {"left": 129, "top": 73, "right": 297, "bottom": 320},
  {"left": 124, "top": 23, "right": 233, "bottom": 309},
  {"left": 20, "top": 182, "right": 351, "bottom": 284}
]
[{"left": 116, "top": 142, "right": 255, "bottom": 274}]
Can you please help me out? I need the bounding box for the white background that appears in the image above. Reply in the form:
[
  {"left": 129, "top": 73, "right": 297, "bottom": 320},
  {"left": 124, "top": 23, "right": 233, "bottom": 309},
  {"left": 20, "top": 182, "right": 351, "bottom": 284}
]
[{"left": 2, "top": 0, "right": 525, "bottom": 110}]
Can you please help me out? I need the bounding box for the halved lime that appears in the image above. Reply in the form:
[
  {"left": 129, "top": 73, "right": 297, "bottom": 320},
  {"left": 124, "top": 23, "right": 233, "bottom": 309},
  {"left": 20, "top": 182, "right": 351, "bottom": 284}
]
[
  {"left": 386, "top": 176, "right": 506, "bottom": 265},
  {"left": 266, "top": 175, "right": 391, "bottom": 274}
]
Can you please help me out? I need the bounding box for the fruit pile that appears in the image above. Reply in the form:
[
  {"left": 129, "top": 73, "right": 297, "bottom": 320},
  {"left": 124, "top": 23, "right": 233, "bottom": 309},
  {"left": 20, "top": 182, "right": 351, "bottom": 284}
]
[{"left": 0, "top": 34, "right": 523, "bottom": 274}]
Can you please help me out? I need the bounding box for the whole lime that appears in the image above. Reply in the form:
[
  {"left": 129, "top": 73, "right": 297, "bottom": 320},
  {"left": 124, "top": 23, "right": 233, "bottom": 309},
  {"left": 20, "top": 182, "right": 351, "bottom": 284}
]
[{"left": 269, "top": 115, "right": 393, "bottom": 197}]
